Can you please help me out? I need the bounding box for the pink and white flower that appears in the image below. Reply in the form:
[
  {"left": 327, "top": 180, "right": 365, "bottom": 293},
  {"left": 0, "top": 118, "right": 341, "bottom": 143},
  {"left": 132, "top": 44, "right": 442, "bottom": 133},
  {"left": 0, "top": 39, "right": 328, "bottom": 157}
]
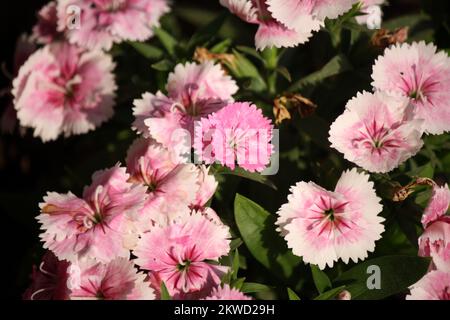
[
  {"left": 204, "top": 284, "right": 252, "bottom": 300},
  {"left": 37, "top": 165, "right": 147, "bottom": 263},
  {"left": 68, "top": 257, "right": 155, "bottom": 300},
  {"left": 23, "top": 251, "right": 70, "bottom": 300},
  {"left": 133, "top": 62, "right": 238, "bottom": 152},
  {"left": 191, "top": 165, "right": 218, "bottom": 210},
  {"left": 406, "top": 270, "right": 450, "bottom": 300},
  {"left": 356, "top": 0, "right": 384, "bottom": 29},
  {"left": 277, "top": 168, "right": 384, "bottom": 270},
  {"left": 372, "top": 41, "right": 450, "bottom": 135},
  {"left": 329, "top": 91, "right": 424, "bottom": 173},
  {"left": 195, "top": 102, "right": 274, "bottom": 172},
  {"left": 32, "top": 1, "right": 62, "bottom": 44},
  {"left": 12, "top": 42, "right": 116, "bottom": 142},
  {"left": 57, "top": 0, "right": 170, "bottom": 50},
  {"left": 220, "top": 0, "right": 322, "bottom": 50},
  {"left": 419, "top": 217, "right": 450, "bottom": 273},
  {"left": 125, "top": 138, "right": 199, "bottom": 229},
  {"left": 133, "top": 211, "right": 230, "bottom": 298},
  {"left": 421, "top": 184, "right": 450, "bottom": 228},
  {"left": 266, "top": 0, "right": 358, "bottom": 33}
]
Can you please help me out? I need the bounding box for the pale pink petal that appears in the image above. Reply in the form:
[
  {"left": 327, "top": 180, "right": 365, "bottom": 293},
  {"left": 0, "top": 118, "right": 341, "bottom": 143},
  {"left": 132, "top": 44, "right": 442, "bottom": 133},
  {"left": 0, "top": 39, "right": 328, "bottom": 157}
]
[{"left": 406, "top": 270, "right": 450, "bottom": 300}]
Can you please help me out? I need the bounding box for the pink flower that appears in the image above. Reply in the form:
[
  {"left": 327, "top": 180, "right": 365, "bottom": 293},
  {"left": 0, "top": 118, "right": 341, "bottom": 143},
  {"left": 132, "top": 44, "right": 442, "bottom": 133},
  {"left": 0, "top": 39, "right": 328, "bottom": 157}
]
[
  {"left": 406, "top": 270, "right": 450, "bottom": 300},
  {"left": 372, "top": 41, "right": 450, "bottom": 135},
  {"left": 133, "top": 62, "right": 238, "bottom": 151},
  {"left": 422, "top": 184, "right": 450, "bottom": 228},
  {"left": 195, "top": 102, "right": 274, "bottom": 172},
  {"left": 277, "top": 168, "right": 384, "bottom": 270},
  {"left": 23, "top": 251, "right": 70, "bottom": 300},
  {"left": 220, "top": 0, "right": 322, "bottom": 50},
  {"left": 133, "top": 211, "right": 230, "bottom": 298},
  {"left": 125, "top": 138, "right": 199, "bottom": 229},
  {"left": 12, "top": 42, "right": 116, "bottom": 142},
  {"left": 191, "top": 165, "right": 218, "bottom": 210},
  {"left": 57, "top": 0, "right": 170, "bottom": 50},
  {"left": 204, "top": 284, "right": 252, "bottom": 300},
  {"left": 37, "top": 165, "right": 147, "bottom": 263},
  {"left": 356, "top": 0, "right": 384, "bottom": 29},
  {"left": 329, "top": 91, "right": 424, "bottom": 173},
  {"left": 419, "top": 218, "right": 450, "bottom": 273},
  {"left": 68, "top": 257, "right": 155, "bottom": 300},
  {"left": 1, "top": 34, "right": 36, "bottom": 134},
  {"left": 32, "top": 2, "right": 62, "bottom": 44}
]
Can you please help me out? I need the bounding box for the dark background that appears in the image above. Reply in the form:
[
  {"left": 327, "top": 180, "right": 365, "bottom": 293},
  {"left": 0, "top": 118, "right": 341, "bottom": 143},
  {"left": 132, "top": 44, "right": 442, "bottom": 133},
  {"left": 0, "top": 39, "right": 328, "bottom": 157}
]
[{"left": 1, "top": 0, "right": 448, "bottom": 299}]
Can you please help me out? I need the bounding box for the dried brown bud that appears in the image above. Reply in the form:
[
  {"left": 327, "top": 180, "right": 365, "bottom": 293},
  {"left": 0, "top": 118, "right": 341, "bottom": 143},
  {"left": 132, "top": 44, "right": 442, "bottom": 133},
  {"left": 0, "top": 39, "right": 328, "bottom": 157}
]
[
  {"left": 371, "top": 27, "right": 409, "bottom": 49},
  {"left": 392, "top": 177, "right": 436, "bottom": 202},
  {"left": 273, "top": 93, "right": 317, "bottom": 125},
  {"left": 193, "top": 47, "right": 236, "bottom": 71}
]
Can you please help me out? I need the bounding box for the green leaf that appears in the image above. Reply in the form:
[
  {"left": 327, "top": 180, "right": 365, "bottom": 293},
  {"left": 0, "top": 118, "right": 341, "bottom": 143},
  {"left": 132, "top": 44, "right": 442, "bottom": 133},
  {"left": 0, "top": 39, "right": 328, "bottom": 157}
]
[
  {"left": 234, "top": 194, "right": 301, "bottom": 280},
  {"left": 187, "top": 13, "right": 227, "bottom": 50},
  {"left": 216, "top": 166, "right": 277, "bottom": 190},
  {"left": 287, "top": 288, "right": 301, "bottom": 300},
  {"left": 407, "top": 162, "right": 435, "bottom": 179},
  {"left": 334, "top": 255, "right": 431, "bottom": 300},
  {"left": 210, "top": 39, "right": 232, "bottom": 53},
  {"left": 231, "top": 277, "right": 246, "bottom": 290},
  {"left": 128, "top": 41, "right": 163, "bottom": 60},
  {"left": 160, "top": 282, "right": 172, "bottom": 300},
  {"left": 151, "top": 59, "right": 174, "bottom": 72},
  {"left": 241, "top": 283, "right": 273, "bottom": 293},
  {"left": 225, "top": 50, "right": 267, "bottom": 92},
  {"left": 276, "top": 66, "right": 292, "bottom": 82},
  {"left": 154, "top": 28, "right": 177, "bottom": 56},
  {"left": 230, "top": 238, "right": 244, "bottom": 251},
  {"left": 236, "top": 45, "right": 265, "bottom": 63},
  {"left": 314, "top": 286, "right": 346, "bottom": 300},
  {"left": 311, "top": 265, "right": 332, "bottom": 294},
  {"left": 288, "top": 54, "right": 352, "bottom": 92},
  {"left": 232, "top": 249, "right": 240, "bottom": 280}
]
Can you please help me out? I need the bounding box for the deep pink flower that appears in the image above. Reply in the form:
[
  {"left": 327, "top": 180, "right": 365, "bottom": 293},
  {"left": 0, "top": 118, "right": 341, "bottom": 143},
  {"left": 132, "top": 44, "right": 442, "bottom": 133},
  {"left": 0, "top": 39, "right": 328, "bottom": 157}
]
[
  {"left": 220, "top": 0, "right": 322, "bottom": 50},
  {"left": 125, "top": 138, "right": 199, "bottom": 229},
  {"left": 32, "top": 2, "right": 62, "bottom": 44},
  {"left": 204, "top": 284, "right": 252, "bottom": 300},
  {"left": 37, "top": 165, "right": 147, "bottom": 263},
  {"left": 372, "top": 41, "right": 450, "bottom": 134},
  {"left": 68, "top": 257, "right": 155, "bottom": 300},
  {"left": 133, "top": 62, "right": 238, "bottom": 152},
  {"left": 329, "top": 91, "right": 424, "bottom": 173},
  {"left": 195, "top": 102, "right": 274, "bottom": 172},
  {"left": 133, "top": 211, "right": 230, "bottom": 297},
  {"left": 57, "top": 0, "right": 170, "bottom": 50},
  {"left": 406, "top": 270, "right": 450, "bottom": 300},
  {"left": 12, "top": 42, "right": 116, "bottom": 142},
  {"left": 23, "top": 251, "right": 70, "bottom": 300},
  {"left": 419, "top": 217, "right": 450, "bottom": 273},
  {"left": 422, "top": 184, "right": 450, "bottom": 228},
  {"left": 277, "top": 168, "right": 384, "bottom": 270}
]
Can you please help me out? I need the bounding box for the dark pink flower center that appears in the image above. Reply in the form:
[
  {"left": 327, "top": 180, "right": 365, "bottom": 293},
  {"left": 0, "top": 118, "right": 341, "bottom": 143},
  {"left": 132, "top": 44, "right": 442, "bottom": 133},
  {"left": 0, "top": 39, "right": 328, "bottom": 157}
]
[
  {"left": 307, "top": 195, "right": 352, "bottom": 236},
  {"left": 352, "top": 119, "right": 400, "bottom": 155},
  {"left": 399, "top": 64, "right": 439, "bottom": 104}
]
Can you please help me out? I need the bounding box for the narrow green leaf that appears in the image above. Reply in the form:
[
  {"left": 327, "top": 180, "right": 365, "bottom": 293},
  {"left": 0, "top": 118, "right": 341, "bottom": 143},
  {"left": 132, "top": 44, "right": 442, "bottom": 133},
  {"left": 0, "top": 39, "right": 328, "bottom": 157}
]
[
  {"left": 314, "top": 286, "right": 346, "bottom": 300},
  {"left": 160, "top": 282, "right": 172, "bottom": 300},
  {"left": 154, "top": 28, "right": 177, "bottom": 56},
  {"left": 287, "top": 288, "right": 301, "bottom": 300},
  {"left": 216, "top": 166, "right": 277, "bottom": 190},
  {"left": 311, "top": 265, "right": 332, "bottom": 294},
  {"left": 276, "top": 66, "right": 292, "bottom": 83},
  {"left": 210, "top": 39, "right": 232, "bottom": 53},
  {"left": 230, "top": 238, "right": 244, "bottom": 251},
  {"left": 288, "top": 54, "right": 352, "bottom": 92},
  {"left": 232, "top": 249, "right": 240, "bottom": 280},
  {"left": 234, "top": 194, "right": 301, "bottom": 280},
  {"left": 334, "top": 255, "right": 431, "bottom": 300},
  {"left": 151, "top": 59, "right": 174, "bottom": 72},
  {"left": 231, "top": 277, "right": 246, "bottom": 290},
  {"left": 128, "top": 41, "right": 163, "bottom": 60},
  {"left": 241, "top": 283, "right": 273, "bottom": 293},
  {"left": 188, "top": 13, "right": 227, "bottom": 50}
]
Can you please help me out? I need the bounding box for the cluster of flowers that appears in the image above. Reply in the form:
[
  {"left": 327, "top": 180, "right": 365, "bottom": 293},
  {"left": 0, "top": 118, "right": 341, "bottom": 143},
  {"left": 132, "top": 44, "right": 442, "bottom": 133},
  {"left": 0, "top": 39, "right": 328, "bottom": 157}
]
[
  {"left": 24, "top": 37, "right": 278, "bottom": 299},
  {"left": 4, "top": 0, "right": 169, "bottom": 141},
  {"left": 220, "top": 0, "right": 385, "bottom": 50},
  {"left": 277, "top": 41, "right": 450, "bottom": 298}
]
